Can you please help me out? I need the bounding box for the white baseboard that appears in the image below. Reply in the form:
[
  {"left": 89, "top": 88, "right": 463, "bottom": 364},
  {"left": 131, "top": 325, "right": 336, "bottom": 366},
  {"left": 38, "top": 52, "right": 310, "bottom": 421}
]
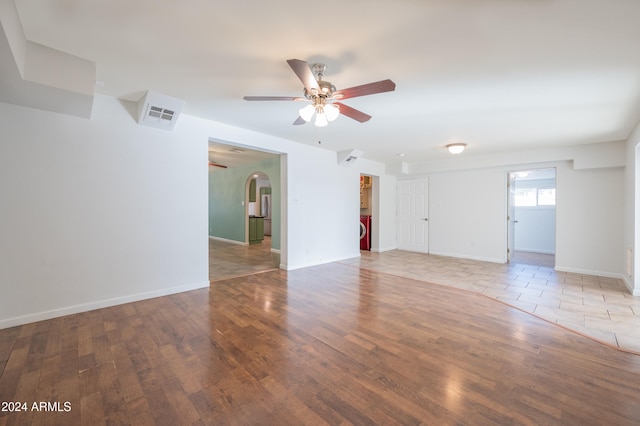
[
  {"left": 0, "top": 280, "right": 210, "bottom": 330},
  {"left": 555, "top": 265, "right": 626, "bottom": 281},
  {"left": 372, "top": 246, "right": 397, "bottom": 253},
  {"left": 428, "top": 250, "right": 505, "bottom": 264},
  {"left": 621, "top": 275, "right": 638, "bottom": 295},
  {"left": 282, "top": 252, "right": 362, "bottom": 271},
  {"left": 209, "top": 235, "right": 247, "bottom": 245},
  {"left": 513, "top": 248, "right": 555, "bottom": 255}
]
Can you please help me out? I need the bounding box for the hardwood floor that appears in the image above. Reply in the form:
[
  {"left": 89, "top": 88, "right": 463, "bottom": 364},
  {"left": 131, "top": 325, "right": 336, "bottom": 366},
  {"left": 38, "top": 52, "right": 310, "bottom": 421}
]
[{"left": 1, "top": 263, "right": 640, "bottom": 425}]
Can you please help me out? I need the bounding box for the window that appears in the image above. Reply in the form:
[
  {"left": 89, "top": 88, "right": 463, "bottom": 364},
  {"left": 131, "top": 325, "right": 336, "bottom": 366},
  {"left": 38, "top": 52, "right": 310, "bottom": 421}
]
[
  {"left": 514, "top": 188, "right": 537, "bottom": 206},
  {"left": 514, "top": 187, "right": 556, "bottom": 206},
  {"left": 538, "top": 188, "right": 556, "bottom": 206}
]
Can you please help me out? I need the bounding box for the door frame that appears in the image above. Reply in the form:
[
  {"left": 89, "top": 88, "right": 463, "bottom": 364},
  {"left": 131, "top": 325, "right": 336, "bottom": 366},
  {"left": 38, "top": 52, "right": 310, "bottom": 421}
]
[{"left": 506, "top": 168, "right": 557, "bottom": 264}]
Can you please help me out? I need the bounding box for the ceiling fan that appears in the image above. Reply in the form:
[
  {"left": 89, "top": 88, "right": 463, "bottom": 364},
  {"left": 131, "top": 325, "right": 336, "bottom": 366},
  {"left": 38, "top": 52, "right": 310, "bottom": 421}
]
[
  {"left": 243, "top": 59, "right": 396, "bottom": 127},
  {"left": 208, "top": 161, "right": 227, "bottom": 168}
]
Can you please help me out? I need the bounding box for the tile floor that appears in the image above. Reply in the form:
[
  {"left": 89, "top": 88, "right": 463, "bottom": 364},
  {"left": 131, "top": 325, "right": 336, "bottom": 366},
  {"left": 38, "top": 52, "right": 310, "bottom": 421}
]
[
  {"left": 209, "top": 239, "right": 640, "bottom": 354},
  {"left": 209, "top": 236, "right": 280, "bottom": 281}
]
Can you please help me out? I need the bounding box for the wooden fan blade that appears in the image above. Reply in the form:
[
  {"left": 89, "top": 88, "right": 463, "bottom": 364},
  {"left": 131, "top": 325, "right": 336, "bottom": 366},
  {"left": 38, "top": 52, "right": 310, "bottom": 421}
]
[
  {"left": 293, "top": 116, "right": 307, "bottom": 125},
  {"left": 209, "top": 161, "right": 228, "bottom": 168},
  {"left": 287, "top": 59, "right": 320, "bottom": 93},
  {"left": 333, "top": 102, "right": 371, "bottom": 123},
  {"left": 334, "top": 79, "right": 396, "bottom": 100},
  {"left": 243, "top": 96, "right": 305, "bottom": 101}
]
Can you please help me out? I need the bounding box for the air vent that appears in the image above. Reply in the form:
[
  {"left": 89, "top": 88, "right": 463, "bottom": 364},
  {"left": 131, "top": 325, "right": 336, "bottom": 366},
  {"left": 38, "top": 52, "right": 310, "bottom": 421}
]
[
  {"left": 147, "top": 106, "right": 175, "bottom": 121},
  {"left": 337, "top": 149, "right": 364, "bottom": 167},
  {"left": 137, "top": 91, "right": 184, "bottom": 130}
]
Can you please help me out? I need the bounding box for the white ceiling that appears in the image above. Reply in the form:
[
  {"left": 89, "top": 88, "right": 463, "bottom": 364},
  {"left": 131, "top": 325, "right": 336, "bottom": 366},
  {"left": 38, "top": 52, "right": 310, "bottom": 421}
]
[{"left": 10, "top": 0, "right": 640, "bottom": 166}]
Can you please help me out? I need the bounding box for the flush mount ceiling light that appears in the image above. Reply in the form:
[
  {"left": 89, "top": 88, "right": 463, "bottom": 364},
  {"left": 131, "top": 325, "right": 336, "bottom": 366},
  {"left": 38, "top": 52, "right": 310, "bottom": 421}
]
[{"left": 447, "top": 143, "right": 466, "bottom": 155}]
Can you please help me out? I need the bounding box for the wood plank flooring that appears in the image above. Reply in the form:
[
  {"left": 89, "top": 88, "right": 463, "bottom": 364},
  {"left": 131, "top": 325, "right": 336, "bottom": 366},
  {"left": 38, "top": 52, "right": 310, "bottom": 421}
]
[{"left": 2, "top": 263, "right": 640, "bottom": 425}]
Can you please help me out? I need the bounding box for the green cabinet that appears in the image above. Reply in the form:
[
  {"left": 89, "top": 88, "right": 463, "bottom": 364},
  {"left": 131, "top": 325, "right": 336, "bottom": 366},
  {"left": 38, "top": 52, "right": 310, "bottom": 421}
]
[
  {"left": 260, "top": 186, "right": 272, "bottom": 196},
  {"left": 249, "top": 216, "right": 264, "bottom": 244},
  {"left": 249, "top": 179, "right": 256, "bottom": 202}
]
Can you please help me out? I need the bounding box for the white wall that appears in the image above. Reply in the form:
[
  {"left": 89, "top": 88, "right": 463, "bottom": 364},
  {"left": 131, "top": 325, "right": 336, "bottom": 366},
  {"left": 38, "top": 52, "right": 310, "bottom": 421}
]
[
  {"left": 283, "top": 147, "right": 360, "bottom": 268},
  {"left": 0, "top": 96, "right": 208, "bottom": 328},
  {"left": 427, "top": 168, "right": 507, "bottom": 263},
  {"left": 403, "top": 142, "right": 626, "bottom": 279},
  {"left": 555, "top": 162, "right": 624, "bottom": 277},
  {"left": 0, "top": 95, "right": 396, "bottom": 328}
]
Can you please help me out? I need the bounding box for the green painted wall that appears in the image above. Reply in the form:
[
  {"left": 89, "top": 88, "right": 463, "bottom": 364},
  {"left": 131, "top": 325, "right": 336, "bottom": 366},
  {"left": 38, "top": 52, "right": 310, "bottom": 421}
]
[{"left": 208, "top": 157, "right": 280, "bottom": 250}]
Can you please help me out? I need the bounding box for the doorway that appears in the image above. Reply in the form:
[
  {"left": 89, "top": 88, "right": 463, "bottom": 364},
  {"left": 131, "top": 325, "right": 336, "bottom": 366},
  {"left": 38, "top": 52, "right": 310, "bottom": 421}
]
[
  {"left": 208, "top": 140, "right": 283, "bottom": 281},
  {"left": 507, "top": 168, "right": 556, "bottom": 267},
  {"left": 360, "top": 174, "right": 373, "bottom": 251}
]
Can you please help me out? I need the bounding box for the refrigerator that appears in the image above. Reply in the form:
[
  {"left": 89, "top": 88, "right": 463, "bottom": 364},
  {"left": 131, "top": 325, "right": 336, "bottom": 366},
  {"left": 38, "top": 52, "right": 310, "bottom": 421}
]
[{"left": 261, "top": 194, "right": 272, "bottom": 236}]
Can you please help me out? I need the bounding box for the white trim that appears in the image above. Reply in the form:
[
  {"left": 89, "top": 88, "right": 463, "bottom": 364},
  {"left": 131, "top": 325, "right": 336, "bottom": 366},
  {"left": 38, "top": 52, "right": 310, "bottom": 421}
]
[
  {"left": 209, "top": 235, "right": 247, "bottom": 246},
  {"left": 555, "top": 266, "right": 626, "bottom": 281},
  {"left": 428, "top": 250, "right": 505, "bottom": 264},
  {"left": 0, "top": 280, "right": 210, "bottom": 330},
  {"left": 282, "top": 253, "right": 362, "bottom": 271},
  {"left": 621, "top": 275, "right": 638, "bottom": 295},
  {"left": 513, "top": 248, "right": 556, "bottom": 255},
  {"left": 372, "top": 245, "right": 397, "bottom": 253}
]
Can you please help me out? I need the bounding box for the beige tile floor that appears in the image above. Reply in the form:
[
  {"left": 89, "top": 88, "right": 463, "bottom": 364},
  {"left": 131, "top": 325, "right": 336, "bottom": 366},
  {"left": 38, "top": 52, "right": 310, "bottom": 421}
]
[
  {"left": 209, "top": 239, "right": 640, "bottom": 354},
  {"left": 209, "top": 236, "right": 280, "bottom": 281}
]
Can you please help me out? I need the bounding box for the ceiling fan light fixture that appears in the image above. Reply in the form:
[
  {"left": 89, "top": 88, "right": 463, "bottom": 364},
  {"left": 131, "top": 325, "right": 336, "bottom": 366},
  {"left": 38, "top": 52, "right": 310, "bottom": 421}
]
[
  {"left": 315, "top": 110, "right": 328, "bottom": 127},
  {"left": 324, "top": 103, "right": 340, "bottom": 122},
  {"left": 244, "top": 59, "right": 396, "bottom": 127},
  {"left": 447, "top": 143, "right": 466, "bottom": 155},
  {"left": 299, "top": 104, "right": 315, "bottom": 122}
]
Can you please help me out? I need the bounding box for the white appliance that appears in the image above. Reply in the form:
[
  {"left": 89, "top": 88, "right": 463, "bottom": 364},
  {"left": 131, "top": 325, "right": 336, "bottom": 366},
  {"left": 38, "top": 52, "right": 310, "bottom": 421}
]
[{"left": 261, "top": 194, "right": 272, "bottom": 236}]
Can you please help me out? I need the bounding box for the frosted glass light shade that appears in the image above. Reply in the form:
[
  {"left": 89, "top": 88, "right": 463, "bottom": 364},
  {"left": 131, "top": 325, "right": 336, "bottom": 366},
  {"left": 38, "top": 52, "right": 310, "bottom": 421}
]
[
  {"left": 324, "top": 103, "right": 340, "bottom": 121},
  {"left": 299, "top": 104, "right": 315, "bottom": 122},
  {"left": 315, "top": 111, "right": 328, "bottom": 127},
  {"left": 447, "top": 143, "right": 466, "bottom": 155}
]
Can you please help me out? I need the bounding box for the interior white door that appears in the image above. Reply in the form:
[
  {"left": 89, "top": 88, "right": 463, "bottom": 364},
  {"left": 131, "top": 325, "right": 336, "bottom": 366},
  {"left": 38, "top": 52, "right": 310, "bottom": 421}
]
[{"left": 397, "top": 178, "right": 429, "bottom": 253}]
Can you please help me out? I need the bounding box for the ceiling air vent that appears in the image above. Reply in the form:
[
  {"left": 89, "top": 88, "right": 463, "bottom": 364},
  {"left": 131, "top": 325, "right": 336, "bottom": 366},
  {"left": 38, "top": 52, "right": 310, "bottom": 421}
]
[
  {"left": 137, "top": 91, "right": 184, "bottom": 130},
  {"left": 148, "top": 105, "right": 175, "bottom": 121}
]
